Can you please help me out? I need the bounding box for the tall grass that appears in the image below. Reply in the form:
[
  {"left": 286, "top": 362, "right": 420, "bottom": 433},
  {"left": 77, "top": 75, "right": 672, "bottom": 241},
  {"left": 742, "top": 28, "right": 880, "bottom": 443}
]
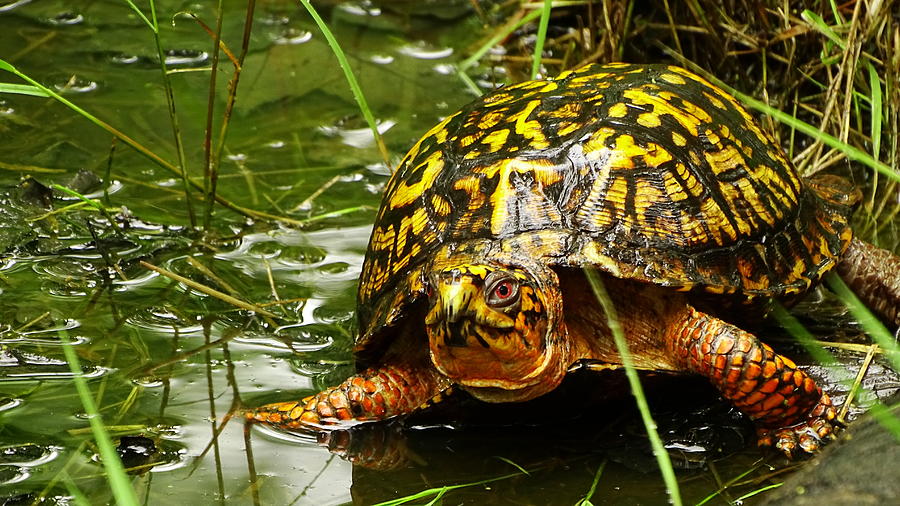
[
  {"left": 531, "top": 0, "right": 554, "bottom": 79},
  {"left": 584, "top": 270, "right": 682, "bottom": 506},
  {"left": 299, "top": 0, "right": 391, "bottom": 169},
  {"left": 58, "top": 329, "right": 139, "bottom": 506}
]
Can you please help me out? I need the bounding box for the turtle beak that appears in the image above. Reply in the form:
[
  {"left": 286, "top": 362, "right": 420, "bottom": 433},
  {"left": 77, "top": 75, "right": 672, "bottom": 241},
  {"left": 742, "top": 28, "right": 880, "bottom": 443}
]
[
  {"left": 424, "top": 271, "right": 478, "bottom": 325},
  {"left": 442, "top": 281, "right": 471, "bottom": 323}
]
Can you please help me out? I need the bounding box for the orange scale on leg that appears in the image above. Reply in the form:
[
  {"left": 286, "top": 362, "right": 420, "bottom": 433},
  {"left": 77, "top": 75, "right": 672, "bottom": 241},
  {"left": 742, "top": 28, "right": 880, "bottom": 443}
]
[
  {"left": 317, "top": 401, "right": 334, "bottom": 418},
  {"left": 761, "top": 393, "right": 786, "bottom": 411},
  {"left": 715, "top": 336, "right": 735, "bottom": 354},
  {"left": 802, "top": 377, "right": 818, "bottom": 394},
  {"left": 778, "top": 383, "right": 796, "bottom": 396},
  {"left": 742, "top": 390, "right": 766, "bottom": 405},
  {"left": 329, "top": 391, "right": 350, "bottom": 409},
  {"left": 724, "top": 368, "right": 742, "bottom": 385},
  {"left": 713, "top": 354, "right": 727, "bottom": 371},
  {"left": 744, "top": 362, "right": 762, "bottom": 379},
  {"left": 781, "top": 405, "right": 800, "bottom": 419},
  {"left": 739, "top": 380, "right": 759, "bottom": 394},
  {"left": 759, "top": 378, "right": 779, "bottom": 394}
]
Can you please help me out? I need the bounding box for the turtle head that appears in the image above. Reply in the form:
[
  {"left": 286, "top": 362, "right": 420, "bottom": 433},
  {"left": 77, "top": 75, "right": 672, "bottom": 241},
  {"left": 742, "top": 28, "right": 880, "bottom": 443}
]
[{"left": 424, "top": 261, "right": 569, "bottom": 403}]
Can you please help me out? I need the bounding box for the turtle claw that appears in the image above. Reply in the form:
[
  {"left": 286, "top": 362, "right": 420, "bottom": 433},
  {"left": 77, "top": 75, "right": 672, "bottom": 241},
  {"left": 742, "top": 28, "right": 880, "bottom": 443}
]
[{"left": 757, "top": 400, "right": 839, "bottom": 458}]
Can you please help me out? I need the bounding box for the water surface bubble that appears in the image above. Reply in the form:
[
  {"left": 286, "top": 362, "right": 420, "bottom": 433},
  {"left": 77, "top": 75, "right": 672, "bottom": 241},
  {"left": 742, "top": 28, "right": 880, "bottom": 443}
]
[
  {"left": 0, "top": 397, "right": 22, "bottom": 412},
  {"left": 0, "top": 0, "right": 33, "bottom": 14},
  {"left": 236, "top": 323, "right": 336, "bottom": 353},
  {"left": 311, "top": 305, "right": 354, "bottom": 325},
  {"left": 337, "top": 2, "right": 382, "bottom": 17},
  {"left": 163, "top": 49, "right": 208, "bottom": 67},
  {"left": 46, "top": 11, "right": 83, "bottom": 25},
  {"left": 133, "top": 376, "right": 165, "bottom": 388},
  {"left": 398, "top": 43, "right": 454, "bottom": 60},
  {"left": 0, "top": 465, "right": 28, "bottom": 485},
  {"left": 370, "top": 54, "right": 394, "bottom": 65},
  {"left": 318, "top": 119, "right": 396, "bottom": 149},
  {"left": 0, "top": 443, "right": 61, "bottom": 471},
  {"left": 272, "top": 28, "right": 312, "bottom": 45},
  {"left": 52, "top": 76, "right": 98, "bottom": 94},
  {"left": 365, "top": 162, "right": 391, "bottom": 177},
  {"left": 433, "top": 63, "right": 455, "bottom": 75},
  {"left": 125, "top": 307, "right": 205, "bottom": 335},
  {"left": 318, "top": 262, "right": 349, "bottom": 275},
  {"left": 109, "top": 52, "right": 140, "bottom": 65}
]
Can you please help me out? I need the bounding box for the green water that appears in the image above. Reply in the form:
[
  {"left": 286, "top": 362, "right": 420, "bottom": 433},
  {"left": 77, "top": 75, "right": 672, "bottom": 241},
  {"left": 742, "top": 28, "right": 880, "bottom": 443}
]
[{"left": 0, "top": 2, "right": 895, "bottom": 505}]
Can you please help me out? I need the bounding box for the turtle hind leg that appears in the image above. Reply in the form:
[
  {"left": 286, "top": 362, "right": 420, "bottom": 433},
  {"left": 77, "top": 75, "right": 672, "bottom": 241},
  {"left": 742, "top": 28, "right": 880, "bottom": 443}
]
[
  {"left": 246, "top": 365, "right": 452, "bottom": 429},
  {"left": 664, "top": 304, "right": 837, "bottom": 457},
  {"left": 837, "top": 237, "right": 900, "bottom": 328}
]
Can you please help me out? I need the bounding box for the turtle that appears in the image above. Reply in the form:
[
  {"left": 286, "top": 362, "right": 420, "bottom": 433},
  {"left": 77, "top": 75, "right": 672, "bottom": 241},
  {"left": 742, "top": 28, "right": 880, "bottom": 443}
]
[{"left": 248, "top": 63, "right": 900, "bottom": 456}]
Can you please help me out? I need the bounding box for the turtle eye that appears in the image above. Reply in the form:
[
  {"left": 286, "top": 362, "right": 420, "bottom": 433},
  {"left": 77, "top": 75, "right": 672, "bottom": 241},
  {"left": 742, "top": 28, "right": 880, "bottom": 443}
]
[{"left": 485, "top": 274, "right": 520, "bottom": 308}]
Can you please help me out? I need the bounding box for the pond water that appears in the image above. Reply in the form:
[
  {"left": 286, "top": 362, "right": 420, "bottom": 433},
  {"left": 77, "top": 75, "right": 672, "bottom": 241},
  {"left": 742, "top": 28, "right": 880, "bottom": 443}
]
[{"left": 0, "top": 1, "right": 896, "bottom": 505}]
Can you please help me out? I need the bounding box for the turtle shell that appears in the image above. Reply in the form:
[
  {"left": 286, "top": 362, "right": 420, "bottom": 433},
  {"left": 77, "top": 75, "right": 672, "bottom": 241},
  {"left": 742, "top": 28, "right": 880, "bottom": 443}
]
[{"left": 356, "top": 62, "right": 857, "bottom": 352}]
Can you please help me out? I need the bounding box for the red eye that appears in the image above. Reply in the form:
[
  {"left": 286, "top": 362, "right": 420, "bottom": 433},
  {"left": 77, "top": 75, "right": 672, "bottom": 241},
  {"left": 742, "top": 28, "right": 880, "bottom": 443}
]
[
  {"left": 485, "top": 273, "right": 520, "bottom": 308},
  {"left": 494, "top": 281, "right": 513, "bottom": 299}
]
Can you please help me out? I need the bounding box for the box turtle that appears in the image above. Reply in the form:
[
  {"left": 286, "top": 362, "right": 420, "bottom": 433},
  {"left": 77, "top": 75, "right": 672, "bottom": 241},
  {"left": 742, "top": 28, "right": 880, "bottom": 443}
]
[{"left": 248, "top": 63, "right": 900, "bottom": 456}]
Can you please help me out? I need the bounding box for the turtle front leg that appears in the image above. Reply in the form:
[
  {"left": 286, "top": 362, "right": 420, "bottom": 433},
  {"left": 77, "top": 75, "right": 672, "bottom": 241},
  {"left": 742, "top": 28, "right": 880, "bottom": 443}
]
[
  {"left": 665, "top": 305, "right": 836, "bottom": 457},
  {"left": 247, "top": 365, "right": 452, "bottom": 429}
]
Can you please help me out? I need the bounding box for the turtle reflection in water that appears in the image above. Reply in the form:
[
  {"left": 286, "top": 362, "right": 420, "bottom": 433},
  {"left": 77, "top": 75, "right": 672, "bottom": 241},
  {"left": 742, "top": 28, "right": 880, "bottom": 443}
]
[{"left": 248, "top": 63, "right": 900, "bottom": 457}]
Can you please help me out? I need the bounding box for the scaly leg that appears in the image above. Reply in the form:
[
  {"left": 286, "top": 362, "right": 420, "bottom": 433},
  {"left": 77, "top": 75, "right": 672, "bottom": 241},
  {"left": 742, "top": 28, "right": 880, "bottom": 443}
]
[
  {"left": 838, "top": 237, "right": 900, "bottom": 327},
  {"left": 665, "top": 305, "right": 836, "bottom": 456},
  {"left": 247, "top": 365, "right": 452, "bottom": 429}
]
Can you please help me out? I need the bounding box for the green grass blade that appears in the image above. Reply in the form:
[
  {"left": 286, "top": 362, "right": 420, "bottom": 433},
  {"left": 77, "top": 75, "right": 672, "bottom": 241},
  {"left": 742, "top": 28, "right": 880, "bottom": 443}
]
[
  {"left": 866, "top": 61, "right": 882, "bottom": 158},
  {"left": 531, "top": 0, "right": 553, "bottom": 79},
  {"left": 120, "top": 0, "right": 155, "bottom": 30},
  {"left": 584, "top": 269, "right": 682, "bottom": 506},
  {"left": 0, "top": 83, "right": 49, "bottom": 97},
  {"left": 801, "top": 10, "right": 846, "bottom": 49},
  {"left": 825, "top": 273, "right": 900, "bottom": 372},
  {"left": 58, "top": 329, "right": 139, "bottom": 506},
  {"left": 770, "top": 304, "right": 837, "bottom": 366},
  {"left": 577, "top": 460, "right": 606, "bottom": 506},
  {"left": 494, "top": 456, "right": 530, "bottom": 475},
  {"left": 202, "top": 0, "right": 227, "bottom": 229},
  {"left": 298, "top": 0, "right": 390, "bottom": 168},
  {"left": 459, "top": 8, "right": 544, "bottom": 72},
  {"left": 372, "top": 471, "right": 524, "bottom": 506},
  {"left": 0, "top": 59, "right": 178, "bottom": 175},
  {"left": 456, "top": 69, "right": 482, "bottom": 96},
  {"left": 733, "top": 482, "right": 784, "bottom": 502},
  {"left": 727, "top": 87, "right": 899, "bottom": 183},
  {"left": 148, "top": 0, "right": 195, "bottom": 228},
  {"left": 61, "top": 472, "right": 93, "bottom": 506},
  {"left": 869, "top": 401, "right": 900, "bottom": 442}
]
